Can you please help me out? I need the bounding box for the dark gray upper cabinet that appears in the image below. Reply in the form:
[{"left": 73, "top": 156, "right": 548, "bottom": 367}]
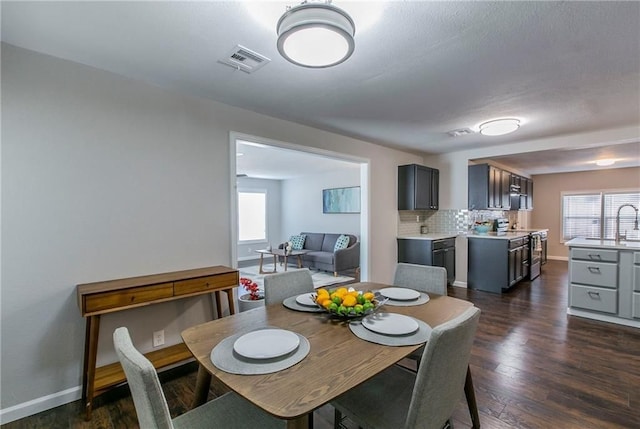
[
  {"left": 398, "top": 164, "right": 439, "bottom": 210},
  {"left": 469, "top": 164, "right": 534, "bottom": 211},
  {"left": 468, "top": 164, "right": 511, "bottom": 210}
]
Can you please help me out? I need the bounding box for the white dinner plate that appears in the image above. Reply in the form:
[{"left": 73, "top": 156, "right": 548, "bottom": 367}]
[
  {"left": 378, "top": 287, "right": 420, "bottom": 301},
  {"left": 295, "top": 293, "right": 317, "bottom": 307},
  {"left": 362, "top": 313, "right": 420, "bottom": 336},
  {"left": 233, "top": 329, "right": 300, "bottom": 359}
]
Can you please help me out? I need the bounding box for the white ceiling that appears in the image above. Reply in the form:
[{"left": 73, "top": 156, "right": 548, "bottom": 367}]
[{"left": 2, "top": 1, "right": 639, "bottom": 176}]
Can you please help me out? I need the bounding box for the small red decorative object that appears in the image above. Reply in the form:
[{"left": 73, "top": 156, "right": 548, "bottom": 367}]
[{"left": 240, "top": 277, "right": 262, "bottom": 300}]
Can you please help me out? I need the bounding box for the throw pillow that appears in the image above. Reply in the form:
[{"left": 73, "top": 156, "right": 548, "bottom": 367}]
[
  {"left": 333, "top": 234, "right": 350, "bottom": 252},
  {"left": 289, "top": 234, "right": 306, "bottom": 250}
]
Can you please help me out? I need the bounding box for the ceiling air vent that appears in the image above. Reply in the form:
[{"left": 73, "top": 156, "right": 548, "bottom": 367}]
[
  {"left": 447, "top": 128, "right": 474, "bottom": 137},
  {"left": 219, "top": 45, "right": 271, "bottom": 74}
]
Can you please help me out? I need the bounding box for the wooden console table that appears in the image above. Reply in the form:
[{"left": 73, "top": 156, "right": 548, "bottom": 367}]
[{"left": 77, "top": 265, "right": 238, "bottom": 420}]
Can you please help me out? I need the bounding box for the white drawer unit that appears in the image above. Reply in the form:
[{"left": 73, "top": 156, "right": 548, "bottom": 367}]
[
  {"left": 635, "top": 252, "right": 640, "bottom": 292},
  {"left": 634, "top": 293, "right": 640, "bottom": 319},
  {"left": 571, "top": 248, "right": 618, "bottom": 263},
  {"left": 570, "top": 260, "right": 618, "bottom": 288},
  {"left": 570, "top": 284, "right": 617, "bottom": 314}
]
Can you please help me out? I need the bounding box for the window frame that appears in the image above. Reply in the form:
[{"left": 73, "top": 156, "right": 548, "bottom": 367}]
[
  {"left": 237, "top": 188, "right": 268, "bottom": 245},
  {"left": 561, "top": 188, "right": 640, "bottom": 242}
]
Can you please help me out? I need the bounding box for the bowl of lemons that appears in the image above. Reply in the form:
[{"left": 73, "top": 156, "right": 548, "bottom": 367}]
[{"left": 313, "top": 287, "right": 381, "bottom": 319}]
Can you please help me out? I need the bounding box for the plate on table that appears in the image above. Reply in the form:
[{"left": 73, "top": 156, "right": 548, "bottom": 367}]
[
  {"left": 362, "top": 313, "right": 420, "bottom": 336},
  {"left": 295, "top": 293, "right": 317, "bottom": 307},
  {"left": 233, "top": 329, "right": 300, "bottom": 359},
  {"left": 378, "top": 287, "right": 420, "bottom": 301}
]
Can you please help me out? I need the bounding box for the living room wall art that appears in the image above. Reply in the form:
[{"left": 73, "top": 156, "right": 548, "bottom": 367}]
[{"left": 323, "top": 186, "right": 361, "bottom": 214}]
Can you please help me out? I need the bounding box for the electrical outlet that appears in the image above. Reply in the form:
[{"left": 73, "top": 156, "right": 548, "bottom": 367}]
[{"left": 153, "top": 330, "right": 165, "bottom": 348}]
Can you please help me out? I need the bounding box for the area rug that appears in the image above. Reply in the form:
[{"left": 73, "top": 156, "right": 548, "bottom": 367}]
[{"left": 239, "top": 264, "right": 355, "bottom": 291}]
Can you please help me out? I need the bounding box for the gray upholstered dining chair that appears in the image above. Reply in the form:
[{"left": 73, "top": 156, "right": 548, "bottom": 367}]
[
  {"left": 394, "top": 263, "right": 448, "bottom": 366},
  {"left": 393, "top": 262, "right": 447, "bottom": 295},
  {"left": 332, "top": 306, "right": 481, "bottom": 429},
  {"left": 263, "top": 269, "right": 315, "bottom": 305},
  {"left": 113, "top": 327, "right": 286, "bottom": 429}
]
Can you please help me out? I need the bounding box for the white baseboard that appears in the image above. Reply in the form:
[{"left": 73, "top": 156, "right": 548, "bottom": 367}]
[
  {"left": 548, "top": 255, "right": 568, "bottom": 261},
  {"left": 0, "top": 385, "right": 82, "bottom": 425},
  {"left": 452, "top": 281, "right": 467, "bottom": 288}
]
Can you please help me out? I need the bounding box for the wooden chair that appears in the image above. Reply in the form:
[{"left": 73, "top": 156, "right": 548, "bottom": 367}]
[
  {"left": 113, "top": 327, "right": 285, "bottom": 429},
  {"left": 264, "top": 269, "right": 315, "bottom": 305},
  {"left": 332, "top": 306, "right": 481, "bottom": 429}
]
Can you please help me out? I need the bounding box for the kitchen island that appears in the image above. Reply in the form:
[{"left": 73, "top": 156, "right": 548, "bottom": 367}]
[
  {"left": 565, "top": 238, "right": 640, "bottom": 328},
  {"left": 467, "top": 231, "right": 532, "bottom": 293}
]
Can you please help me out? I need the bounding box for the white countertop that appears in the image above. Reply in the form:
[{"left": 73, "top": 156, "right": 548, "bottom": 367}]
[
  {"left": 466, "top": 231, "right": 531, "bottom": 240},
  {"left": 565, "top": 237, "right": 640, "bottom": 250},
  {"left": 397, "top": 233, "right": 459, "bottom": 241}
]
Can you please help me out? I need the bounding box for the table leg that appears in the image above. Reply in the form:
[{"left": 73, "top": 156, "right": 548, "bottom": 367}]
[
  {"left": 214, "top": 291, "right": 223, "bottom": 319},
  {"left": 192, "top": 364, "right": 212, "bottom": 408},
  {"left": 226, "top": 288, "right": 236, "bottom": 315},
  {"left": 297, "top": 255, "right": 303, "bottom": 269},
  {"left": 286, "top": 415, "right": 309, "bottom": 429},
  {"left": 83, "top": 315, "right": 101, "bottom": 420},
  {"left": 464, "top": 365, "right": 481, "bottom": 428},
  {"left": 259, "top": 253, "right": 265, "bottom": 274},
  {"left": 284, "top": 255, "right": 289, "bottom": 271}
]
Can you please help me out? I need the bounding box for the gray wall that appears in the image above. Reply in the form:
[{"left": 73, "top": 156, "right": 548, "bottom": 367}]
[
  {"left": 1, "top": 44, "right": 424, "bottom": 420},
  {"left": 282, "top": 167, "right": 361, "bottom": 240}
]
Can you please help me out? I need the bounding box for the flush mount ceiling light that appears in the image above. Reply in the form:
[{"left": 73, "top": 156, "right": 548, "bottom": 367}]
[
  {"left": 595, "top": 158, "right": 616, "bottom": 166},
  {"left": 479, "top": 118, "right": 521, "bottom": 136},
  {"left": 277, "top": 1, "right": 355, "bottom": 68}
]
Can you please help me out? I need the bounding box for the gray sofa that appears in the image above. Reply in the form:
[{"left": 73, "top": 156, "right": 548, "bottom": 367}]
[{"left": 288, "top": 232, "right": 360, "bottom": 276}]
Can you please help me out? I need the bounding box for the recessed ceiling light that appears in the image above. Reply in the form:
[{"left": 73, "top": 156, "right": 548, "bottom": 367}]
[
  {"left": 595, "top": 158, "right": 615, "bottom": 166},
  {"left": 479, "top": 118, "right": 520, "bottom": 136}
]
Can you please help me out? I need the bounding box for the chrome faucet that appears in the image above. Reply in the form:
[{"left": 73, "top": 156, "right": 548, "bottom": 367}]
[{"left": 615, "top": 203, "right": 639, "bottom": 243}]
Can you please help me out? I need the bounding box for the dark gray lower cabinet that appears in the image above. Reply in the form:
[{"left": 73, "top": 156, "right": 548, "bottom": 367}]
[
  {"left": 397, "top": 238, "right": 455, "bottom": 285},
  {"left": 468, "top": 236, "right": 529, "bottom": 293}
]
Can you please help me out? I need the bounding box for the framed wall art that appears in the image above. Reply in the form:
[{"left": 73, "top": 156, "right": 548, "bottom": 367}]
[{"left": 322, "top": 186, "right": 361, "bottom": 214}]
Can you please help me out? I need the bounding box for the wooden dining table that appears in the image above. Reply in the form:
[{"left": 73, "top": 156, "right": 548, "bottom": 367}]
[{"left": 181, "top": 282, "right": 476, "bottom": 429}]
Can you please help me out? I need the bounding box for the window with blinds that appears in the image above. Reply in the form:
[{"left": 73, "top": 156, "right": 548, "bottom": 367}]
[{"left": 562, "top": 191, "right": 640, "bottom": 241}]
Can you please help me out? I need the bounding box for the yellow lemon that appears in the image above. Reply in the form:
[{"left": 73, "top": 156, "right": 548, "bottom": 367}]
[
  {"left": 363, "top": 292, "right": 375, "bottom": 301},
  {"left": 342, "top": 295, "right": 357, "bottom": 307},
  {"left": 336, "top": 287, "right": 349, "bottom": 296}
]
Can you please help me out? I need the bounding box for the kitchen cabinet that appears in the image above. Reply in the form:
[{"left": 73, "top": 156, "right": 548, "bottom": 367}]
[
  {"left": 398, "top": 164, "right": 439, "bottom": 210},
  {"left": 565, "top": 239, "right": 640, "bottom": 328},
  {"left": 397, "top": 237, "right": 455, "bottom": 284},
  {"left": 569, "top": 247, "right": 618, "bottom": 315},
  {"left": 468, "top": 164, "right": 511, "bottom": 210},
  {"left": 467, "top": 234, "right": 530, "bottom": 293}
]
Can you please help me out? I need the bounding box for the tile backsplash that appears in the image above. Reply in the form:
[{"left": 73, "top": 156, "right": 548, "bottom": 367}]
[
  {"left": 398, "top": 209, "right": 470, "bottom": 235},
  {"left": 398, "top": 209, "right": 531, "bottom": 236}
]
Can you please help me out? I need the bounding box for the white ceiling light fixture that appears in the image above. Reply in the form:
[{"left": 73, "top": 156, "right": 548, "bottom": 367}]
[
  {"left": 277, "top": 1, "right": 355, "bottom": 68},
  {"left": 595, "top": 158, "right": 616, "bottom": 166},
  {"left": 479, "top": 118, "right": 521, "bottom": 136}
]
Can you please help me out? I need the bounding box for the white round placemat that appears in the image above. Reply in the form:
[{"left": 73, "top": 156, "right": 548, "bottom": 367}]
[
  {"left": 378, "top": 287, "right": 421, "bottom": 301},
  {"left": 211, "top": 328, "right": 310, "bottom": 375},
  {"left": 233, "top": 329, "right": 300, "bottom": 359},
  {"left": 382, "top": 292, "right": 430, "bottom": 307},
  {"left": 362, "top": 313, "right": 419, "bottom": 336},
  {"left": 349, "top": 318, "right": 432, "bottom": 346},
  {"left": 283, "top": 295, "right": 325, "bottom": 313}
]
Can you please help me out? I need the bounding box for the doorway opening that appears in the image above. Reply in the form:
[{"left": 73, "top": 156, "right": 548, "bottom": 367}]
[{"left": 229, "top": 132, "right": 370, "bottom": 282}]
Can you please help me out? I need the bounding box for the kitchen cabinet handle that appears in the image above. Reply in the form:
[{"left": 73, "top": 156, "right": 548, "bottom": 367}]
[
  {"left": 587, "top": 266, "right": 601, "bottom": 273},
  {"left": 588, "top": 254, "right": 602, "bottom": 260},
  {"left": 587, "top": 291, "right": 601, "bottom": 299}
]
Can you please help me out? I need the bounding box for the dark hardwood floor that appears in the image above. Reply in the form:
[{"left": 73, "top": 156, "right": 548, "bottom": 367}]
[{"left": 4, "top": 260, "right": 639, "bottom": 428}]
